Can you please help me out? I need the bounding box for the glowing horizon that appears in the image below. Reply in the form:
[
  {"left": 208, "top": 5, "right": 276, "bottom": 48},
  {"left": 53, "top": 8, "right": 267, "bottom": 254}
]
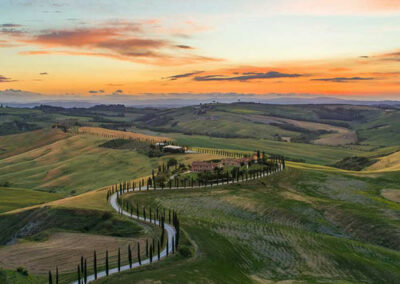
[{"left": 1, "top": 0, "right": 400, "bottom": 98}]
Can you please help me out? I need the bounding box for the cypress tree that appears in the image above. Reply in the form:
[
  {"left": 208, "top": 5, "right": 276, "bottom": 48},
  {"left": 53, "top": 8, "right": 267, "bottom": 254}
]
[
  {"left": 84, "top": 259, "right": 87, "bottom": 284},
  {"left": 137, "top": 242, "right": 141, "bottom": 265},
  {"left": 56, "top": 266, "right": 58, "bottom": 284},
  {"left": 149, "top": 245, "right": 153, "bottom": 263},
  {"left": 77, "top": 265, "right": 81, "bottom": 284},
  {"left": 128, "top": 244, "right": 132, "bottom": 268},
  {"left": 49, "top": 270, "right": 53, "bottom": 284},
  {"left": 81, "top": 256, "right": 84, "bottom": 273},
  {"left": 172, "top": 236, "right": 175, "bottom": 254},
  {"left": 166, "top": 239, "right": 169, "bottom": 256},
  {"left": 149, "top": 208, "right": 152, "bottom": 223},
  {"left": 161, "top": 225, "right": 165, "bottom": 245},
  {"left": 157, "top": 240, "right": 160, "bottom": 260},
  {"left": 146, "top": 239, "right": 149, "bottom": 257},
  {"left": 94, "top": 250, "right": 97, "bottom": 280},
  {"left": 152, "top": 238, "right": 155, "bottom": 253},
  {"left": 118, "top": 247, "right": 121, "bottom": 272},
  {"left": 106, "top": 250, "right": 109, "bottom": 276}
]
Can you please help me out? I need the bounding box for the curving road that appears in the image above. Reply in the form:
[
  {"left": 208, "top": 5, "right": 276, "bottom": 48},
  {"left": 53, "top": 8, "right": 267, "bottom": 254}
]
[
  {"left": 72, "top": 164, "right": 283, "bottom": 283},
  {"left": 72, "top": 190, "right": 177, "bottom": 284}
]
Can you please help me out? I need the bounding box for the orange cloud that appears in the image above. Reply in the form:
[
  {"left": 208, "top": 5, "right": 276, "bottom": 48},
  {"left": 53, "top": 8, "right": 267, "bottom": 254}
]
[{"left": 16, "top": 21, "right": 219, "bottom": 66}]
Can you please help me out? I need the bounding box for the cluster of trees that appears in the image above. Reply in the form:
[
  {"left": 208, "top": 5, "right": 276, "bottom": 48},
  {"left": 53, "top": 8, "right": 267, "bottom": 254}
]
[
  {"left": 105, "top": 153, "right": 285, "bottom": 201},
  {"left": 193, "top": 147, "right": 247, "bottom": 158}
]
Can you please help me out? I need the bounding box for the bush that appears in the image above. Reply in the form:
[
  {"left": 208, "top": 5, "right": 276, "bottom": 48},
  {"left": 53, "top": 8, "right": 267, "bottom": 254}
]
[
  {"left": 167, "top": 158, "right": 178, "bottom": 167},
  {"left": 16, "top": 267, "right": 29, "bottom": 276},
  {"left": 332, "top": 156, "right": 374, "bottom": 171},
  {"left": 178, "top": 245, "right": 194, "bottom": 257},
  {"left": 0, "top": 181, "right": 10, "bottom": 187}
]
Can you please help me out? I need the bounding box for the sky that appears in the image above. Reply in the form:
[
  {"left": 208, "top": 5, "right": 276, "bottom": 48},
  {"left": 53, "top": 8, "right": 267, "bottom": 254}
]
[{"left": 1, "top": 0, "right": 400, "bottom": 99}]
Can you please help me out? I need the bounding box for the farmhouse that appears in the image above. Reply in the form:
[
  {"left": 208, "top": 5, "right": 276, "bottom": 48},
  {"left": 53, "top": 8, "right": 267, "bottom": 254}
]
[
  {"left": 163, "top": 145, "right": 185, "bottom": 153},
  {"left": 191, "top": 161, "right": 219, "bottom": 172}
]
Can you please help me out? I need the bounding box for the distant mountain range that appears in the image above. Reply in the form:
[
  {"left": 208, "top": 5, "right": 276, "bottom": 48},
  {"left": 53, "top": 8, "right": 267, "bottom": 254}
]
[{"left": 1, "top": 89, "right": 399, "bottom": 108}]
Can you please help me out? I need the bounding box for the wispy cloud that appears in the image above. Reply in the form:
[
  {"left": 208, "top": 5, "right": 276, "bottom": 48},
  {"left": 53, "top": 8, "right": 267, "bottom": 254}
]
[
  {"left": 311, "top": 77, "right": 374, "bottom": 83},
  {"left": 88, "top": 89, "right": 104, "bottom": 94},
  {"left": 0, "top": 75, "right": 16, "bottom": 83},
  {"left": 164, "top": 71, "right": 204, "bottom": 80},
  {"left": 1, "top": 23, "right": 22, "bottom": 28},
  {"left": 193, "top": 71, "right": 302, "bottom": 82},
  {"left": 40, "top": 72, "right": 48, "bottom": 75}
]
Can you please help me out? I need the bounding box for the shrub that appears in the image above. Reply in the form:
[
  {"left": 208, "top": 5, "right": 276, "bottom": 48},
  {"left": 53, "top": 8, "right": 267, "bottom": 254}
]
[
  {"left": 16, "top": 267, "right": 29, "bottom": 276},
  {"left": 178, "top": 245, "right": 194, "bottom": 257}
]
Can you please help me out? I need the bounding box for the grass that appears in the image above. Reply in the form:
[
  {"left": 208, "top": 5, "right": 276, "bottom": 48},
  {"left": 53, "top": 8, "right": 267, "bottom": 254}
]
[
  {"left": 0, "top": 129, "right": 223, "bottom": 196},
  {"left": 0, "top": 128, "right": 68, "bottom": 159},
  {"left": 174, "top": 133, "right": 369, "bottom": 164},
  {"left": 0, "top": 133, "right": 158, "bottom": 195},
  {"left": 0, "top": 268, "right": 44, "bottom": 284},
  {"left": 0, "top": 187, "right": 63, "bottom": 213},
  {"left": 100, "top": 167, "right": 400, "bottom": 283}
]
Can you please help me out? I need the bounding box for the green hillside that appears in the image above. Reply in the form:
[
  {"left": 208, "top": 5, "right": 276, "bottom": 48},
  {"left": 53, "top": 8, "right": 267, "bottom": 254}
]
[{"left": 108, "top": 167, "right": 400, "bottom": 283}]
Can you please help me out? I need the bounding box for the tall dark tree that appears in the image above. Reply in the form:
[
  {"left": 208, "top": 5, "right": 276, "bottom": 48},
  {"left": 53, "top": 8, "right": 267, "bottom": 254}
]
[
  {"left": 106, "top": 250, "right": 109, "bottom": 276},
  {"left": 48, "top": 270, "right": 53, "bottom": 284},
  {"left": 118, "top": 247, "right": 121, "bottom": 272},
  {"left": 77, "top": 265, "right": 81, "bottom": 284},
  {"left": 84, "top": 259, "right": 87, "bottom": 284},
  {"left": 157, "top": 240, "right": 161, "bottom": 260},
  {"left": 56, "top": 266, "right": 59, "bottom": 284},
  {"left": 128, "top": 244, "right": 132, "bottom": 268},
  {"left": 137, "top": 242, "right": 142, "bottom": 265},
  {"left": 94, "top": 250, "right": 97, "bottom": 280},
  {"left": 81, "top": 256, "right": 84, "bottom": 273},
  {"left": 166, "top": 239, "right": 169, "bottom": 256},
  {"left": 149, "top": 245, "right": 153, "bottom": 263},
  {"left": 146, "top": 239, "right": 149, "bottom": 257}
]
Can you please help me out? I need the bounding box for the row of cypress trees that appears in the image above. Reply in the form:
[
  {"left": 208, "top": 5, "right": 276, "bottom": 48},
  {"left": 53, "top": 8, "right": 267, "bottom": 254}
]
[{"left": 106, "top": 157, "right": 284, "bottom": 202}]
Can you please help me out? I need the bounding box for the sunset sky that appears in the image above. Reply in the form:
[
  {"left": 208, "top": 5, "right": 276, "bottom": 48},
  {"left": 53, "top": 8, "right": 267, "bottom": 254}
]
[{"left": 1, "top": 0, "right": 400, "bottom": 99}]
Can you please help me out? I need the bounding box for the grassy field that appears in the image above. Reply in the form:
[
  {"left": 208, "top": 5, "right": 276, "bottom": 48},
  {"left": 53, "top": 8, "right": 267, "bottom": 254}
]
[
  {"left": 0, "top": 129, "right": 223, "bottom": 197},
  {"left": 0, "top": 268, "right": 44, "bottom": 284},
  {"left": 101, "top": 166, "right": 400, "bottom": 284},
  {"left": 0, "top": 187, "right": 63, "bottom": 213},
  {"left": 0, "top": 128, "right": 68, "bottom": 159},
  {"left": 174, "top": 133, "right": 372, "bottom": 164},
  {"left": 1, "top": 104, "right": 400, "bottom": 283}
]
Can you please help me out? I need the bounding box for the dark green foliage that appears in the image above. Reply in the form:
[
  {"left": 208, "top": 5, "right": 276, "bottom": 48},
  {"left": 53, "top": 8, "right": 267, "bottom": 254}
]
[
  {"left": 178, "top": 245, "right": 194, "bottom": 257},
  {"left": 0, "top": 207, "right": 142, "bottom": 245},
  {"left": 16, "top": 267, "right": 29, "bottom": 276},
  {"left": 0, "top": 121, "right": 40, "bottom": 136},
  {"left": 332, "top": 156, "right": 375, "bottom": 171},
  {"left": 99, "top": 138, "right": 164, "bottom": 157}
]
